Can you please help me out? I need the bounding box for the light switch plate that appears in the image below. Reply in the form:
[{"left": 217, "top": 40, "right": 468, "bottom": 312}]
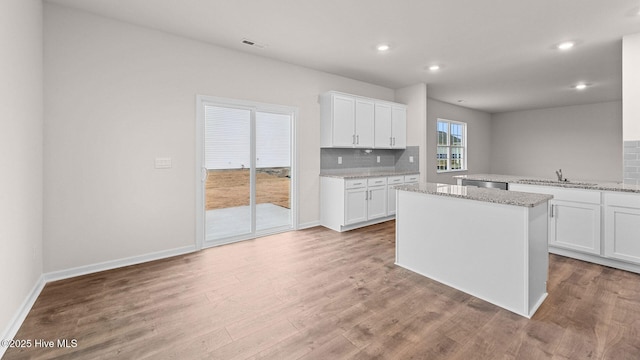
[
  {"left": 409, "top": 156, "right": 414, "bottom": 163},
  {"left": 338, "top": 156, "right": 342, "bottom": 165},
  {"left": 155, "top": 157, "right": 172, "bottom": 169},
  {"left": 377, "top": 156, "right": 380, "bottom": 163}
]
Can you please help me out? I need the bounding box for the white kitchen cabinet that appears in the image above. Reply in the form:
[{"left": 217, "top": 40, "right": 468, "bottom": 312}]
[
  {"left": 354, "top": 98, "right": 374, "bottom": 147},
  {"left": 374, "top": 102, "right": 407, "bottom": 149},
  {"left": 321, "top": 91, "right": 405, "bottom": 149},
  {"left": 321, "top": 174, "right": 418, "bottom": 232},
  {"left": 604, "top": 192, "right": 640, "bottom": 265},
  {"left": 508, "top": 184, "right": 601, "bottom": 255},
  {"left": 367, "top": 178, "right": 388, "bottom": 219},
  {"left": 320, "top": 92, "right": 373, "bottom": 148},
  {"left": 391, "top": 105, "right": 407, "bottom": 148},
  {"left": 386, "top": 176, "right": 405, "bottom": 216},
  {"left": 549, "top": 200, "right": 601, "bottom": 255}
]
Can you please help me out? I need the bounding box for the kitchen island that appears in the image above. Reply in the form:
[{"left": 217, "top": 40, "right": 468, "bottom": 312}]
[{"left": 395, "top": 183, "right": 552, "bottom": 318}]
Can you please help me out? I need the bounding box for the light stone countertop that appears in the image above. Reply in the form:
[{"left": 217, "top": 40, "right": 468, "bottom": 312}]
[
  {"left": 396, "top": 182, "right": 553, "bottom": 207},
  {"left": 320, "top": 170, "right": 420, "bottom": 179},
  {"left": 454, "top": 174, "right": 640, "bottom": 193}
]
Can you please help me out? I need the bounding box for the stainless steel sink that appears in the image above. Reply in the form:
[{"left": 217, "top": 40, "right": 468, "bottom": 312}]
[{"left": 518, "top": 179, "right": 596, "bottom": 186}]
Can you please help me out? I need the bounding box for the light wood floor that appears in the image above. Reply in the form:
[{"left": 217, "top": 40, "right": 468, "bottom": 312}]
[{"left": 5, "top": 221, "right": 640, "bottom": 359}]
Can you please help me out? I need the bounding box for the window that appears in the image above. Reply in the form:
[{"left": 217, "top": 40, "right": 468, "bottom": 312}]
[{"left": 437, "top": 119, "right": 467, "bottom": 172}]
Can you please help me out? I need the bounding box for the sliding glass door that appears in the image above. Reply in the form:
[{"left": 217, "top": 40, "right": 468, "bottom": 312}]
[{"left": 197, "top": 97, "right": 295, "bottom": 247}]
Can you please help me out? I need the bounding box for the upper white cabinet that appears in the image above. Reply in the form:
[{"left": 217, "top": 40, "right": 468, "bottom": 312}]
[
  {"left": 374, "top": 103, "right": 407, "bottom": 149},
  {"left": 321, "top": 91, "right": 406, "bottom": 149},
  {"left": 604, "top": 192, "right": 640, "bottom": 265}
]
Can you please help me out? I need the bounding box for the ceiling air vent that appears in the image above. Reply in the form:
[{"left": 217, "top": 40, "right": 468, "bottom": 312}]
[{"left": 241, "top": 38, "right": 266, "bottom": 49}]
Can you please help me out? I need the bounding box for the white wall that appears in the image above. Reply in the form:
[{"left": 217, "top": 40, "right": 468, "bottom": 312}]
[
  {"left": 490, "top": 101, "right": 622, "bottom": 182},
  {"left": 0, "top": 0, "right": 43, "bottom": 346},
  {"left": 623, "top": 33, "right": 640, "bottom": 141},
  {"left": 426, "top": 98, "right": 492, "bottom": 184},
  {"left": 395, "top": 83, "right": 428, "bottom": 182},
  {"left": 43, "top": 4, "right": 394, "bottom": 272}
]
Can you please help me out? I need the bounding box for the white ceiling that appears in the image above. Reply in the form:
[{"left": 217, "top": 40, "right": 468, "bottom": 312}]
[{"left": 46, "top": 0, "right": 640, "bottom": 113}]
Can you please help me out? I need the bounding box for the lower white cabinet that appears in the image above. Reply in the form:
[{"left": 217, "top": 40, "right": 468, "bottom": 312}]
[
  {"left": 508, "top": 183, "right": 640, "bottom": 273},
  {"left": 509, "top": 184, "right": 602, "bottom": 255},
  {"left": 604, "top": 192, "right": 640, "bottom": 265},
  {"left": 345, "top": 187, "right": 367, "bottom": 225},
  {"left": 549, "top": 200, "right": 601, "bottom": 255},
  {"left": 321, "top": 174, "right": 418, "bottom": 232}
]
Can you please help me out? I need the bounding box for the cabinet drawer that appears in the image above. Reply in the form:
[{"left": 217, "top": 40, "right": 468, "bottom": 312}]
[
  {"left": 368, "top": 177, "right": 387, "bottom": 186},
  {"left": 404, "top": 174, "right": 419, "bottom": 183},
  {"left": 387, "top": 176, "right": 404, "bottom": 185},
  {"left": 605, "top": 192, "right": 640, "bottom": 208},
  {"left": 345, "top": 179, "right": 367, "bottom": 189}
]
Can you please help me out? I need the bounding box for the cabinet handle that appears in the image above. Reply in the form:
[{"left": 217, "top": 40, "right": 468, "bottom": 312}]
[
  {"left": 356, "top": 135, "right": 359, "bottom": 144},
  {"left": 550, "top": 204, "right": 554, "bottom": 218},
  {"left": 353, "top": 182, "right": 362, "bottom": 186},
  {"left": 390, "top": 137, "right": 393, "bottom": 146},
  {"left": 352, "top": 134, "right": 356, "bottom": 144},
  {"left": 365, "top": 190, "right": 368, "bottom": 200},
  {"left": 369, "top": 190, "right": 373, "bottom": 199},
  {"left": 393, "top": 137, "right": 396, "bottom": 146}
]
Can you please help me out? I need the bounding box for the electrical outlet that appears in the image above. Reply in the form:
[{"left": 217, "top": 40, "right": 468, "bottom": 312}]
[
  {"left": 409, "top": 156, "right": 414, "bottom": 163},
  {"left": 377, "top": 156, "right": 381, "bottom": 163},
  {"left": 155, "top": 157, "right": 172, "bottom": 169},
  {"left": 338, "top": 156, "right": 342, "bottom": 165}
]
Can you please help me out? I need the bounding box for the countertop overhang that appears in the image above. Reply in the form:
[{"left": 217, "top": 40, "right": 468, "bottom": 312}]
[{"left": 396, "top": 182, "right": 553, "bottom": 207}]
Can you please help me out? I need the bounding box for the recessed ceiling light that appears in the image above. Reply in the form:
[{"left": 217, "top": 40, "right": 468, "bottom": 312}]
[
  {"left": 573, "top": 83, "right": 589, "bottom": 90},
  {"left": 377, "top": 44, "right": 390, "bottom": 52},
  {"left": 429, "top": 65, "right": 441, "bottom": 71},
  {"left": 557, "top": 41, "right": 575, "bottom": 50}
]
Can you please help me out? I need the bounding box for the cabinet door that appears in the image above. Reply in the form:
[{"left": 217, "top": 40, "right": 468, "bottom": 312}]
[
  {"left": 387, "top": 186, "right": 398, "bottom": 215},
  {"left": 345, "top": 188, "right": 367, "bottom": 225},
  {"left": 604, "top": 205, "right": 640, "bottom": 264},
  {"left": 368, "top": 186, "right": 387, "bottom": 219},
  {"left": 374, "top": 103, "right": 392, "bottom": 148},
  {"left": 391, "top": 106, "right": 407, "bottom": 148},
  {"left": 332, "top": 94, "right": 356, "bottom": 147},
  {"left": 355, "top": 99, "right": 374, "bottom": 148},
  {"left": 549, "top": 200, "right": 601, "bottom": 255}
]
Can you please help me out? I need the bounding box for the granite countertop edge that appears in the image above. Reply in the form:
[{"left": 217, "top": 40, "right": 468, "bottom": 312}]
[
  {"left": 454, "top": 174, "right": 640, "bottom": 194},
  {"left": 396, "top": 183, "right": 553, "bottom": 208}
]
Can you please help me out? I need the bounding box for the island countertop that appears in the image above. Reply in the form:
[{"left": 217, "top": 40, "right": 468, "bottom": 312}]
[
  {"left": 395, "top": 182, "right": 553, "bottom": 207},
  {"left": 454, "top": 173, "right": 640, "bottom": 193}
]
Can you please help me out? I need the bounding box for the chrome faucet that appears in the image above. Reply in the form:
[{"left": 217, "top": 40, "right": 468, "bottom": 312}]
[{"left": 555, "top": 169, "right": 563, "bottom": 181}]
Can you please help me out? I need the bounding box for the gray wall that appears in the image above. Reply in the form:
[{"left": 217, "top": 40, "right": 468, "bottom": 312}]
[
  {"left": 0, "top": 0, "right": 43, "bottom": 346},
  {"left": 426, "top": 98, "right": 492, "bottom": 184},
  {"left": 44, "top": 4, "right": 395, "bottom": 272},
  {"left": 490, "top": 101, "right": 622, "bottom": 182}
]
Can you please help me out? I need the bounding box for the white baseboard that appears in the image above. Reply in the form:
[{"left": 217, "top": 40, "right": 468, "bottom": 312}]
[
  {"left": 44, "top": 245, "right": 197, "bottom": 283},
  {"left": 0, "top": 275, "right": 46, "bottom": 359},
  {"left": 297, "top": 220, "right": 320, "bottom": 230}
]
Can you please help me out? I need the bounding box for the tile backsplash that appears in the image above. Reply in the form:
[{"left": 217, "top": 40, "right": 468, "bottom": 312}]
[
  {"left": 624, "top": 140, "right": 640, "bottom": 185},
  {"left": 321, "top": 146, "right": 419, "bottom": 173}
]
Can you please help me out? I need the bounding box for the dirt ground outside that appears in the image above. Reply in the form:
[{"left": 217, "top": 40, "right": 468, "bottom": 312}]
[{"left": 206, "top": 168, "right": 290, "bottom": 210}]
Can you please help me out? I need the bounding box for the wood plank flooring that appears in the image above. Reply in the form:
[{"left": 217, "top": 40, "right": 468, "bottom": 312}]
[{"left": 4, "top": 221, "right": 640, "bottom": 359}]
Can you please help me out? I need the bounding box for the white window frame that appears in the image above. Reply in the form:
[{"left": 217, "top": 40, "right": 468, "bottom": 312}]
[{"left": 436, "top": 118, "right": 467, "bottom": 173}]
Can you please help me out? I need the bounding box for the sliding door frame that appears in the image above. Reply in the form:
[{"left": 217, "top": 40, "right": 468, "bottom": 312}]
[{"left": 195, "top": 95, "right": 298, "bottom": 250}]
